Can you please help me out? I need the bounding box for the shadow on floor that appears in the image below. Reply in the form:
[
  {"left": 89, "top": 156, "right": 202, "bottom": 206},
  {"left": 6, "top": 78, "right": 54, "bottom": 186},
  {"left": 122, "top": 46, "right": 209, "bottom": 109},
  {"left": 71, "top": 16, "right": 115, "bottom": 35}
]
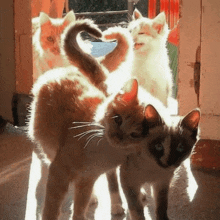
[{"left": 1, "top": 124, "right": 220, "bottom": 220}]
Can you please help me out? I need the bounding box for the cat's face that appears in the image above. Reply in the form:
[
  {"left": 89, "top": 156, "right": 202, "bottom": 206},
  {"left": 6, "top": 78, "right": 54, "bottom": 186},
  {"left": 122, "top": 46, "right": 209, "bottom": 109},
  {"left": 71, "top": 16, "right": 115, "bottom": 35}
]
[
  {"left": 39, "top": 11, "right": 75, "bottom": 55},
  {"left": 97, "top": 79, "right": 162, "bottom": 149},
  {"left": 128, "top": 9, "right": 169, "bottom": 53},
  {"left": 142, "top": 109, "right": 200, "bottom": 168}
]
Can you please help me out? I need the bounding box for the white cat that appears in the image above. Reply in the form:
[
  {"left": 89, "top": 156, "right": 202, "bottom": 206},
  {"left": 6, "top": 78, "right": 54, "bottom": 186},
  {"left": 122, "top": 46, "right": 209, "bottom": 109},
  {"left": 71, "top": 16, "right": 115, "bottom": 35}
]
[{"left": 128, "top": 9, "right": 174, "bottom": 108}]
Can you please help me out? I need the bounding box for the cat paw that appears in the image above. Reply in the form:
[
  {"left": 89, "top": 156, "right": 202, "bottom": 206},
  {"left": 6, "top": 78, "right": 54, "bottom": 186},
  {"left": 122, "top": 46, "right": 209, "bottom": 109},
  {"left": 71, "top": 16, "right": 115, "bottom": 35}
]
[{"left": 111, "top": 204, "right": 125, "bottom": 216}]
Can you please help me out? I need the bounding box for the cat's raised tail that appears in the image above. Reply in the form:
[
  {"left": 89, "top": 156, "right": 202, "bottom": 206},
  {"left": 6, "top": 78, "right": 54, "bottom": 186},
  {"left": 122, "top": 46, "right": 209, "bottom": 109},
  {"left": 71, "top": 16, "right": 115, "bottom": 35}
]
[
  {"left": 63, "top": 19, "right": 107, "bottom": 92},
  {"left": 100, "top": 27, "right": 134, "bottom": 72}
]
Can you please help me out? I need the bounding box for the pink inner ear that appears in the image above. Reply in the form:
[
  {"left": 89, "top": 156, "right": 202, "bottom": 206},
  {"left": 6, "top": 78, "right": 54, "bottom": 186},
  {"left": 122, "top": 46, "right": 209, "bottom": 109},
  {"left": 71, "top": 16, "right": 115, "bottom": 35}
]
[
  {"left": 182, "top": 110, "right": 200, "bottom": 130},
  {"left": 134, "top": 11, "right": 141, "bottom": 19},
  {"left": 133, "top": 9, "right": 142, "bottom": 20},
  {"left": 153, "top": 24, "right": 164, "bottom": 34},
  {"left": 189, "top": 110, "right": 200, "bottom": 129},
  {"left": 121, "top": 79, "right": 138, "bottom": 103},
  {"left": 145, "top": 105, "right": 160, "bottom": 122}
]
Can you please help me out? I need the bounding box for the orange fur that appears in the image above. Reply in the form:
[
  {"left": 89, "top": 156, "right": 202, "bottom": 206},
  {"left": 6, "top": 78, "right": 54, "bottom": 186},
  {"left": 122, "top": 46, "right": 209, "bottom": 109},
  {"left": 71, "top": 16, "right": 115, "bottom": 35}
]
[
  {"left": 28, "top": 66, "right": 151, "bottom": 219},
  {"left": 63, "top": 19, "right": 106, "bottom": 94},
  {"left": 32, "top": 11, "right": 76, "bottom": 82},
  {"left": 101, "top": 32, "right": 129, "bottom": 72},
  {"left": 40, "top": 20, "right": 68, "bottom": 56}
]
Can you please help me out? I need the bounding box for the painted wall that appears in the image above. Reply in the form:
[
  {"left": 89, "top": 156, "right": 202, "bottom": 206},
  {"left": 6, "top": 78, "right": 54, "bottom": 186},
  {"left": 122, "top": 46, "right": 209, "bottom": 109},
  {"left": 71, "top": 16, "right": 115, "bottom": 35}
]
[
  {"left": 178, "top": 0, "right": 220, "bottom": 140},
  {"left": 199, "top": 0, "right": 220, "bottom": 140},
  {"left": 0, "top": 0, "right": 16, "bottom": 121}
]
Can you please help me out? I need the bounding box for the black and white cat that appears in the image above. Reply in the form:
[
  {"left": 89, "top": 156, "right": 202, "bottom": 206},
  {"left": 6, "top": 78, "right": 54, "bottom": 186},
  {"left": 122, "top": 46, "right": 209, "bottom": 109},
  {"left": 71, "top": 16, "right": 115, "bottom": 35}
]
[{"left": 119, "top": 108, "right": 200, "bottom": 220}]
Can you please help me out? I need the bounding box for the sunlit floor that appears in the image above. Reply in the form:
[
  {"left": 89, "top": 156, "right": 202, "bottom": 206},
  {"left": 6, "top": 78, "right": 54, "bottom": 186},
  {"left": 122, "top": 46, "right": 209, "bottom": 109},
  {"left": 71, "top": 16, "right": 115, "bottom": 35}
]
[
  {"left": 24, "top": 152, "right": 220, "bottom": 220},
  {"left": 1, "top": 124, "right": 220, "bottom": 220}
]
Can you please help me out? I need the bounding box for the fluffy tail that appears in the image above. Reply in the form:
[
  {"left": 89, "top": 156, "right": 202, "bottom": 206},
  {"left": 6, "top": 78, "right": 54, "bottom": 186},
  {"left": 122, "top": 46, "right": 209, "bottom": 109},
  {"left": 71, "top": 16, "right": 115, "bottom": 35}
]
[
  {"left": 100, "top": 27, "right": 134, "bottom": 72},
  {"left": 63, "top": 19, "right": 107, "bottom": 93}
]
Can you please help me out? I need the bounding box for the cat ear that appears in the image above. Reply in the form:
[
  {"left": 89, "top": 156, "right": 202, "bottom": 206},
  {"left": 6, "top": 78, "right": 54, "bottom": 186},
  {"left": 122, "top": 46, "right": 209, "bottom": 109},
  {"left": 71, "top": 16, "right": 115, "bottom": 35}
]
[
  {"left": 118, "top": 79, "right": 138, "bottom": 103},
  {"left": 181, "top": 109, "right": 200, "bottom": 131},
  {"left": 145, "top": 105, "right": 162, "bottom": 124},
  {"left": 152, "top": 12, "right": 166, "bottom": 34},
  {"left": 64, "top": 10, "right": 76, "bottom": 23},
  {"left": 39, "top": 12, "right": 51, "bottom": 25},
  {"left": 133, "top": 9, "right": 143, "bottom": 20}
]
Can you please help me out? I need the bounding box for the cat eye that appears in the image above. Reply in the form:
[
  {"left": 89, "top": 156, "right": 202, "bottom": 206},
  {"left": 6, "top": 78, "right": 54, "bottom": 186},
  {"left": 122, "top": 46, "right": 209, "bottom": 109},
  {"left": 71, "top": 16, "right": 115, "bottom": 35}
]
[
  {"left": 155, "top": 143, "right": 163, "bottom": 151},
  {"left": 130, "top": 132, "right": 141, "bottom": 138},
  {"left": 176, "top": 143, "right": 185, "bottom": 152},
  {"left": 113, "top": 114, "right": 122, "bottom": 126},
  {"left": 138, "top": 32, "right": 151, "bottom": 36},
  {"left": 47, "top": 36, "right": 54, "bottom": 42}
]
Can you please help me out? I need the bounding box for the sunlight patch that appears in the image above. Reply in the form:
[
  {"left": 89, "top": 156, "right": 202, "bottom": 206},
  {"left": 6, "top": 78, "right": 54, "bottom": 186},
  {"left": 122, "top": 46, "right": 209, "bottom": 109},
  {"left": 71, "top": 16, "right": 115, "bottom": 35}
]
[{"left": 184, "top": 159, "right": 198, "bottom": 202}]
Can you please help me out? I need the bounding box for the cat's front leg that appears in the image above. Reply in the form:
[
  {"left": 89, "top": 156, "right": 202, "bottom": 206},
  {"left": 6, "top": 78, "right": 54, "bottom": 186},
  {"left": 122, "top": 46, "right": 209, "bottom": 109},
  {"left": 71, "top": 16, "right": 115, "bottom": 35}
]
[
  {"left": 73, "top": 175, "right": 98, "bottom": 220},
  {"left": 152, "top": 181, "right": 170, "bottom": 220},
  {"left": 42, "top": 158, "right": 70, "bottom": 220},
  {"left": 106, "top": 168, "right": 124, "bottom": 215},
  {"left": 120, "top": 166, "right": 145, "bottom": 220}
]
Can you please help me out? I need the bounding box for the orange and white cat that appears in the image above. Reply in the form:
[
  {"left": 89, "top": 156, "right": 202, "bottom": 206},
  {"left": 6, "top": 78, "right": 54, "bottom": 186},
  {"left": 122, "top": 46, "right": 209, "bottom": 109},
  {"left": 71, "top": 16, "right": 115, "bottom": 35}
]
[
  {"left": 128, "top": 9, "right": 173, "bottom": 107},
  {"left": 32, "top": 10, "right": 92, "bottom": 82}
]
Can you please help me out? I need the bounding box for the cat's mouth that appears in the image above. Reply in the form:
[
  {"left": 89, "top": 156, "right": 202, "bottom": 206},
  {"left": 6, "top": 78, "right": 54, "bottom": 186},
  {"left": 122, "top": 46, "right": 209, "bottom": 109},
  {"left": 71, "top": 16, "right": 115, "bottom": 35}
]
[{"left": 134, "top": 43, "right": 145, "bottom": 50}]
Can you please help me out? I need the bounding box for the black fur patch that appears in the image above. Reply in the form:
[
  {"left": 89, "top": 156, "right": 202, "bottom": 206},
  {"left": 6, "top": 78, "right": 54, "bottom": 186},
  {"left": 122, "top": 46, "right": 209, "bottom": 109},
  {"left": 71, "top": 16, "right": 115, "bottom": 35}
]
[
  {"left": 166, "top": 126, "right": 198, "bottom": 167},
  {"left": 147, "top": 124, "right": 198, "bottom": 168}
]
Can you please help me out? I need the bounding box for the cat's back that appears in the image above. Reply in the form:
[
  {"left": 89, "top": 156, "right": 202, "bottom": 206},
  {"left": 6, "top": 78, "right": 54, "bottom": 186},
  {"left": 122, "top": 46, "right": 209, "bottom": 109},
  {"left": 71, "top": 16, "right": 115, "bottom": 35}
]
[{"left": 28, "top": 66, "right": 105, "bottom": 160}]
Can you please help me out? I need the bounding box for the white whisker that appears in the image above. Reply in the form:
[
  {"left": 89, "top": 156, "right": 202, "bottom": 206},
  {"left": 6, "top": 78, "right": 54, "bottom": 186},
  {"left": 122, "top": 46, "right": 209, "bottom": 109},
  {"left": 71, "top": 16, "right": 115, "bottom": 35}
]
[
  {"left": 78, "top": 130, "right": 102, "bottom": 141},
  {"left": 72, "top": 121, "right": 92, "bottom": 124},
  {"left": 74, "top": 129, "right": 99, "bottom": 138},
  {"left": 84, "top": 134, "right": 101, "bottom": 148},
  {"left": 78, "top": 132, "right": 92, "bottom": 140},
  {"left": 69, "top": 124, "right": 104, "bottom": 130},
  {"left": 111, "top": 115, "right": 119, "bottom": 119},
  {"left": 86, "top": 132, "right": 103, "bottom": 140},
  {"left": 97, "top": 138, "right": 103, "bottom": 146}
]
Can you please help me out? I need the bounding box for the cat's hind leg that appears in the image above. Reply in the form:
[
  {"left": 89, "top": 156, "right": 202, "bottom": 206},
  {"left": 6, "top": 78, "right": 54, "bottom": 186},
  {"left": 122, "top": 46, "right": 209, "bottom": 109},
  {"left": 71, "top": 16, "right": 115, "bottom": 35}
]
[
  {"left": 42, "top": 157, "right": 70, "bottom": 220},
  {"left": 35, "top": 162, "right": 49, "bottom": 220},
  {"left": 106, "top": 168, "right": 125, "bottom": 215}
]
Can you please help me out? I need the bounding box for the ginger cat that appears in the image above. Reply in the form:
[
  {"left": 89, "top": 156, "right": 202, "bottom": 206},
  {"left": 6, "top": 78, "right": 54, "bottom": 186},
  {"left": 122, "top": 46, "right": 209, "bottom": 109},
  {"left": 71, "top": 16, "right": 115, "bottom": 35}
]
[
  {"left": 32, "top": 10, "right": 92, "bottom": 82},
  {"left": 28, "top": 71, "right": 169, "bottom": 220}
]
